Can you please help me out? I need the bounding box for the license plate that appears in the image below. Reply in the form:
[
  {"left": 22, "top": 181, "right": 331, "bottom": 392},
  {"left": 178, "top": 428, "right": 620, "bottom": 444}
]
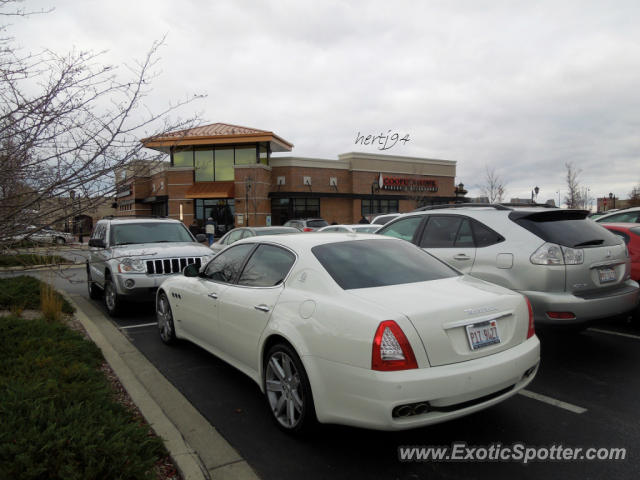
[
  {"left": 598, "top": 267, "right": 616, "bottom": 284},
  {"left": 466, "top": 320, "right": 501, "bottom": 350}
]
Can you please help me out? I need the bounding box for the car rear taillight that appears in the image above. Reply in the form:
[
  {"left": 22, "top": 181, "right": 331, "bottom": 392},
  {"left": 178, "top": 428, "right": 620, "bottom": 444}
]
[
  {"left": 546, "top": 311, "right": 576, "bottom": 319},
  {"left": 530, "top": 242, "right": 584, "bottom": 265},
  {"left": 525, "top": 297, "right": 535, "bottom": 339},
  {"left": 303, "top": 227, "right": 313, "bottom": 232},
  {"left": 372, "top": 321, "right": 418, "bottom": 371}
]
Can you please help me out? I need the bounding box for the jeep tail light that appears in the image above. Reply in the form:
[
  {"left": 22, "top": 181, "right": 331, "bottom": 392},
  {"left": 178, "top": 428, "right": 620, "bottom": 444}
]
[
  {"left": 303, "top": 227, "right": 313, "bottom": 232},
  {"left": 372, "top": 320, "right": 418, "bottom": 371},
  {"left": 525, "top": 297, "right": 535, "bottom": 339}
]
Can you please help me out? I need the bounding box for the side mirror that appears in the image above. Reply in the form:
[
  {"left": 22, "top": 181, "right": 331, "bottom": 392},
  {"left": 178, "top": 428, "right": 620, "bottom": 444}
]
[
  {"left": 183, "top": 263, "right": 200, "bottom": 277},
  {"left": 88, "top": 238, "right": 105, "bottom": 248},
  {"left": 196, "top": 233, "right": 207, "bottom": 243}
]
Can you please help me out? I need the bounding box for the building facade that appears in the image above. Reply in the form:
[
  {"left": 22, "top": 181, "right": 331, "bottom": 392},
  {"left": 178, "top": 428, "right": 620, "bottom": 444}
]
[{"left": 115, "top": 123, "right": 461, "bottom": 231}]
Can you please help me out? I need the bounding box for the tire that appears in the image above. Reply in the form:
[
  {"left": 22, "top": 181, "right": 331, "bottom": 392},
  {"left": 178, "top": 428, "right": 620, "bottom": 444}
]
[
  {"left": 156, "top": 292, "right": 177, "bottom": 345},
  {"left": 86, "top": 266, "right": 101, "bottom": 300},
  {"left": 55, "top": 236, "right": 65, "bottom": 245},
  {"left": 103, "top": 274, "right": 122, "bottom": 317},
  {"left": 264, "top": 343, "right": 316, "bottom": 434}
]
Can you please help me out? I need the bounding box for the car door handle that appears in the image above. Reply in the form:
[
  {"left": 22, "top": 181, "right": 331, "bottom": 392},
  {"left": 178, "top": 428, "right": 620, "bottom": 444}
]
[
  {"left": 453, "top": 254, "right": 471, "bottom": 260},
  {"left": 254, "top": 304, "right": 270, "bottom": 312},
  {"left": 208, "top": 292, "right": 218, "bottom": 299}
]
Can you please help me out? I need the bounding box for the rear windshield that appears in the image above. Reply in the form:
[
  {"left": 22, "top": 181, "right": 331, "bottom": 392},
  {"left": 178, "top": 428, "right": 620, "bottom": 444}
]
[
  {"left": 255, "top": 228, "right": 298, "bottom": 236},
  {"left": 307, "top": 219, "right": 329, "bottom": 228},
  {"left": 110, "top": 222, "right": 194, "bottom": 246},
  {"left": 510, "top": 211, "right": 621, "bottom": 248},
  {"left": 312, "top": 239, "right": 459, "bottom": 290}
]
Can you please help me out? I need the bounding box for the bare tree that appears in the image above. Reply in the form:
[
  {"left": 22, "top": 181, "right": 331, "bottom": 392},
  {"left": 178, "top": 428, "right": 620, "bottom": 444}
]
[
  {"left": 0, "top": 1, "right": 204, "bottom": 245},
  {"left": 564, "top": 162, "right": 582, "bottom": 208},
  {"left": 629, "top": 184, "right": 640, "bottom": 207},
  {"left": 481, "top": 166, "right": 506, "bottom": 203}
]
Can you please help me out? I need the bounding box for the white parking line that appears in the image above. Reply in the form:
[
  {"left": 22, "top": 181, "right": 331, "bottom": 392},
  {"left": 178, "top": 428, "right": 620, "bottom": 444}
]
[
  {"left": 587, "top": 328, "right": 640, "bottom": 341},
  {"left": 119, "top": 322, "right": 157, "bottom": 330},
  {"left": 518, "top": 389, "right": 588, "bottom": 414}
]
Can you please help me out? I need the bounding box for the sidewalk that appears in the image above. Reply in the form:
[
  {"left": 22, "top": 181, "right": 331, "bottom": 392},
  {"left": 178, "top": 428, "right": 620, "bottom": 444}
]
[{"left": 63, "top": 292, "right": 260, "bottom": 480}]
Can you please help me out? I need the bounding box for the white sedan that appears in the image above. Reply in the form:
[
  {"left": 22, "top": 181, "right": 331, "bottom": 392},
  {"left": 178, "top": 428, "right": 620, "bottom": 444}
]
[{"left": 155, "top": 233, "right": 540, "bottom": 432}]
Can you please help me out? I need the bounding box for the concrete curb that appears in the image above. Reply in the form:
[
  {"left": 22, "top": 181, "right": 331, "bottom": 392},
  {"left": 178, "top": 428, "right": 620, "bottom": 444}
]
[{"left": 60, "top": 292, "right": 260, "bottom": 480}]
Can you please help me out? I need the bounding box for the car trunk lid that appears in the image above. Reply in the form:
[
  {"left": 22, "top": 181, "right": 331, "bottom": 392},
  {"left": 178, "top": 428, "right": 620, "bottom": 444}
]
[{"left": 348, "top": 276, "right": 528, "bottom": 367}]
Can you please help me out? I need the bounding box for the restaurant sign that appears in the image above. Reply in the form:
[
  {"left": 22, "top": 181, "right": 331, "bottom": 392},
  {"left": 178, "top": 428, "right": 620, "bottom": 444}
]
[{"left": 377, "top": 174, "right": 438, "bottom": 192}]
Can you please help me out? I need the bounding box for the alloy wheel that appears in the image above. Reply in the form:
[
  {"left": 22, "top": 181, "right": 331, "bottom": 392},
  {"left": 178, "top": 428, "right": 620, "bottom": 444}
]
[
  {"left": 156, "top": 294, "right": 175, "bottom": 343},
  {"left": 265, "top": 351, "right": 304, "bottom": 429}
]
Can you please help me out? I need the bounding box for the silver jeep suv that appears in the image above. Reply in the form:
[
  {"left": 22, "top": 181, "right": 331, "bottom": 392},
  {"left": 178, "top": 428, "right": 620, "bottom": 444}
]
[
  {"left": 87, "top": 216, "right": 214, "bottom": 316},
  {"left": 377, "top": 204, "right": 639, "bottom": 327}
]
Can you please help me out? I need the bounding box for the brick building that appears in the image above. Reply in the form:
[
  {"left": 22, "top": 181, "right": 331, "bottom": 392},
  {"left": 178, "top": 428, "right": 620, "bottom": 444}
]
[{"left": 114, "top": 123, "right": 461, "bottom": 231}]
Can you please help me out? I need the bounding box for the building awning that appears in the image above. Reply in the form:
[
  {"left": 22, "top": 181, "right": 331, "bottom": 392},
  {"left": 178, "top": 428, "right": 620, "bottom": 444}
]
[
  {"left": 141, "top": 195, "right": 168, "bottom": 204},
  {"left": 185, "top": 181, "right": 235, "bottom": 199}
]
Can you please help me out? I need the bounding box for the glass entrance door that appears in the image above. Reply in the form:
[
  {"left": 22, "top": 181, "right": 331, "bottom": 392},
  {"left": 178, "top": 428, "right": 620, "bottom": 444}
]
[{"left": 195, "top": 199, "right": 235, "bottom": 235}]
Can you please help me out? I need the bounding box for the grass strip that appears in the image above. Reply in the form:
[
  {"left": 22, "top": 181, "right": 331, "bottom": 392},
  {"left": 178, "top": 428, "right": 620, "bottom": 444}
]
[
  {"left": 0, "top": 314, "right": 166, "bottom": 479},
  {"left": 0, "top": 276, "right": 74, "bottom": 314},
  {"left": 0, "top": 254, "right": 70, "bottom": 267}
]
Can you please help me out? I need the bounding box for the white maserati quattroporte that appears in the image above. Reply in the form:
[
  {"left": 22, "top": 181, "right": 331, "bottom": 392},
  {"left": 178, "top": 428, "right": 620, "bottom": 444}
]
[{"left": 155, "top": 233, "right": 540, "bottom": 432}]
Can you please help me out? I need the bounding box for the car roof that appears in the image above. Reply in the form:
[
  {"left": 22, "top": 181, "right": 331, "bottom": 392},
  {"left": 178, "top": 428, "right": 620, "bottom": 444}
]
[
  {"left": 101, "top": 216, "right": 180, "bottom": 224},
  {"left": 232, "top": 232, "right": 393, "bottom": 250}
]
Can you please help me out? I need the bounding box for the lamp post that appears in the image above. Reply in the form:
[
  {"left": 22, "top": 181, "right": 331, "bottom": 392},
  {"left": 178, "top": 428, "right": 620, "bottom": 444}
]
[
  {"left": 454, "top": 183, "right": 467, "bottom": 203},
  {"left": 531, "top": 186, "right": 539, "bottom": 204},
  {"left": 608, "top": 192, "right": 615, "bottom": 210},
  {"left": 370, "top": 179, "right": 379, "bottom": 220}
]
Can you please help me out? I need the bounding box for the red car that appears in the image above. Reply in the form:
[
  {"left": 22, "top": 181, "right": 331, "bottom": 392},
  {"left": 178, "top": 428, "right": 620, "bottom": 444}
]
[{"left": 601, "top": 223, "right": 640, "bottom": 282}]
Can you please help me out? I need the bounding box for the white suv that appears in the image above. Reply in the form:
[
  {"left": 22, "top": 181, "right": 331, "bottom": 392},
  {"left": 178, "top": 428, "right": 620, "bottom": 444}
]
[
  {"left": 87, "top": 217, "right": 214, "bottom": 316},
  {"left": 377, "top": 204, "right": 639, "bottom": 327}
]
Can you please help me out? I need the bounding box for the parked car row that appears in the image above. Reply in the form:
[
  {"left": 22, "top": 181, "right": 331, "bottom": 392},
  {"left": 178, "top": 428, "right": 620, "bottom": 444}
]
[{"left": 85, "top": 205, "right": 639, "bottom": 434}]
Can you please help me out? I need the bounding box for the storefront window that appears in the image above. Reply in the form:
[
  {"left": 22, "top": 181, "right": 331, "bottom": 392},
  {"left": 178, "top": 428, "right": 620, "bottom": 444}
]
[
  {"left": 362, "top": 199, "right": 399, "bottom": 216},
  {"left": 173, "top": 150, "right": 193, "bottom": 167},
  {"left": 215, "top": 147, "right": 234, "bottom": 181},
  {"left": 195, "top": 149, "right": 214, "bottom": 182},
  {"left": 271, "top": 198, "right": 320, "bottom": 225},
  {"left": 235, "top": 146, "right": 257, "bottom": 165}
]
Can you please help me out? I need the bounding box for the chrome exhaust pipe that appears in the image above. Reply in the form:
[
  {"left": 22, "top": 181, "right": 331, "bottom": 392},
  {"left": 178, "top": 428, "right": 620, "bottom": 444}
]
[{"left": 412, "top": 403, "right": 430, "bottom": 415}]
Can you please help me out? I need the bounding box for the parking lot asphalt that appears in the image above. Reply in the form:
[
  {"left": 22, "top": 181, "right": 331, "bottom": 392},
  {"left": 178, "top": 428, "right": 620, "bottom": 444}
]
[{"left": 22, "top": 267, "right": 640, "bottom": 480}]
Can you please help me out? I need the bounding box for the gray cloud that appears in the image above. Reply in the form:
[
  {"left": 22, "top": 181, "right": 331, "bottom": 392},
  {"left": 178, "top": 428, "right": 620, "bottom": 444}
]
[{"left": 11, "top": 0, "right": 640, "bottom": 202}]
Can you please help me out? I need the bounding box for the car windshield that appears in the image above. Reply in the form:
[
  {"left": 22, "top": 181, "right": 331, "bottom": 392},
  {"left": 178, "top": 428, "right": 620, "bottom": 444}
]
[
  {"left": 255, "top": 228, "right": 298, "bottom": 236},
  {"left": 307, "top": 219, "right": 328, "bottom": 228},
  {"left": 312, "top": 239, "right": 458, "bottom": 290},
  {"left": 110, "top": 222, "right": 194, "bottom": 246}
]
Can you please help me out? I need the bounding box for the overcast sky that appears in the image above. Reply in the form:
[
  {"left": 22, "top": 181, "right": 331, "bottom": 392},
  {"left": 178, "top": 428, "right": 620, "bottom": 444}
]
[{"left": 9, "top": 0, "right": 640, "bottom": 205}]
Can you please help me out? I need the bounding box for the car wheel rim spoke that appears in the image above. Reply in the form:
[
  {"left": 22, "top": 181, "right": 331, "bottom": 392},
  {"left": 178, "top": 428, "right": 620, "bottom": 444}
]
[
  {"left": 287, "top": 398, "right": 296, "bottom": 425},
  {"left": 291, "top": 390, "right": 303, "bottom": 412},
  {"left": 266, "top": 379, "right": 283, "bottom": 392},
  {"left": 269, "top": 356, "right": 286, "bottom": 382}
]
